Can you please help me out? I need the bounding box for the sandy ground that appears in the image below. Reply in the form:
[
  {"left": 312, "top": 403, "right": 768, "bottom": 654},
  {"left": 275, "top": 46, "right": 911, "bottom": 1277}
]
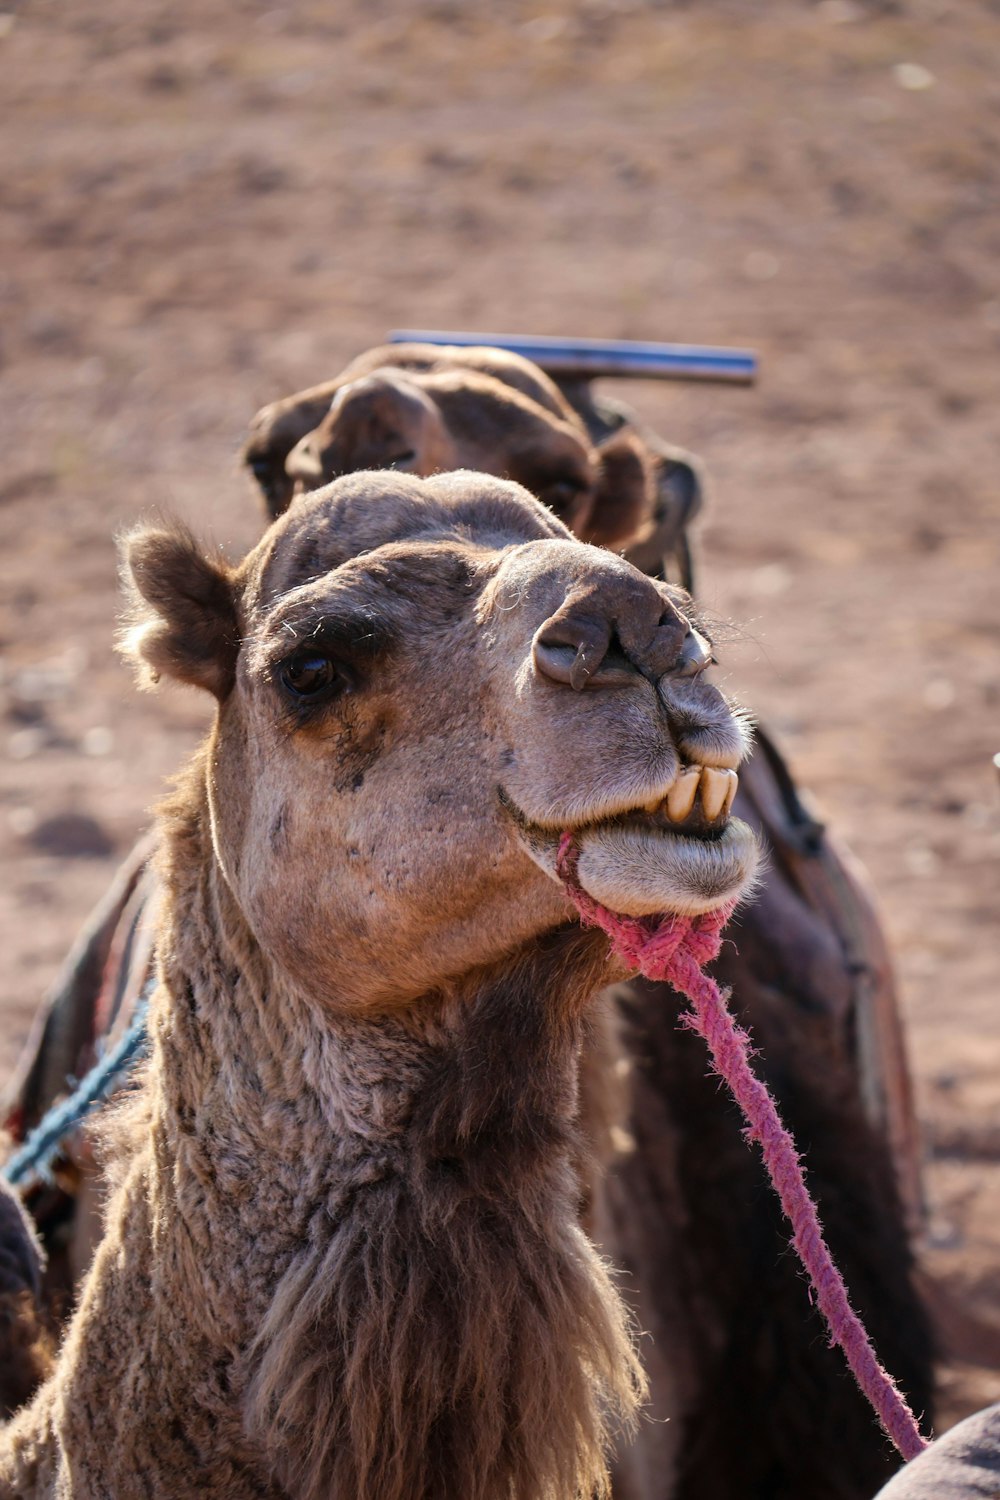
[{"left": 1, "top": 0, "right": 997, "bottom": 1433}]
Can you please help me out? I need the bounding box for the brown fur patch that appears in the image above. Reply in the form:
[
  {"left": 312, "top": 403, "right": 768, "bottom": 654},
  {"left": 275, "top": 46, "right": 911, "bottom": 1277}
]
[
  {"left": 0, "top": 1290, "right": 53, "bottom": 1419},
  {"left": 245, "top": 933, "right": 645, "bottom": 1500}
]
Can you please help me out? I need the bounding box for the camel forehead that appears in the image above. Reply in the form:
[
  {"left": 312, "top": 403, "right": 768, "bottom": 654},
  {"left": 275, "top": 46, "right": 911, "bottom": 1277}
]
[
  {"left": 325, "top": 361, "right": 587, "bottom": 450},
  {"left": 340, "top": 341, "right": 575, "bottom": 421},
  {"left": 327, "top": 368, "right": 438, "bottom": 423},
  {"left": 248, "top": 470, "right": 570, "bottom": 610}
]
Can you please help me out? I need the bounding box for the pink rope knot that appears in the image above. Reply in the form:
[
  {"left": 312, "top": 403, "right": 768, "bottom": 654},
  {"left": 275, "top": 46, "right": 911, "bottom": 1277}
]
[
  {"left": 557, "top": 831, "right": 930, "bottom": 1464},
  {"left": 556, "top": 832, "right": 734, "bottom": 972}
]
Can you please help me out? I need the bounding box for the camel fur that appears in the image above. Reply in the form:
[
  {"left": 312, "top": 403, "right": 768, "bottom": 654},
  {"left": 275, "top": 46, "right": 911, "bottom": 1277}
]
[
  {"left": 0, "top": 470, "right": 761, "bottom": 1499},
  {"left": 0, "top": 1178, "right": 48, "bottom": 1422}
]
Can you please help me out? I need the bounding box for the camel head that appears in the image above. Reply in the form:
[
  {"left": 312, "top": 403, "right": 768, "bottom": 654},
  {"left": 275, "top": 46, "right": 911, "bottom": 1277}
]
[
  {"left": 122, "top": 470, "right": 755, "bottom": 1012},
  {"left": 243, "top": 342, "right": 658, "bottom": 551}
]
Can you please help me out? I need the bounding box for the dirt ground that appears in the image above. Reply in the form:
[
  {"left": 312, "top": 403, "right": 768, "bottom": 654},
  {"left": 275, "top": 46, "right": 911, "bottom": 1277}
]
[{"left": 1, "top": 0, "right": 997, "bottom": 1438}]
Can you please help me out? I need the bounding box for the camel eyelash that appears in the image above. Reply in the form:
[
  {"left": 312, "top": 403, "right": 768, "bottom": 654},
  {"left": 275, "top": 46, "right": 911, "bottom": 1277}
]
[{"left": 279, "top": 611, "right": 396, "bottom": 660}]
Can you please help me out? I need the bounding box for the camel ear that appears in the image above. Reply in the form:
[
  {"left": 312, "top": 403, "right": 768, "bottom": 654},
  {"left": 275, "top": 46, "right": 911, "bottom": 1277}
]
[
  {"left": 586, "top": 430, "right": 655, "bottom": 550},
  {"left": 120, "top": 525, "right": 239, "bottom": 699}
]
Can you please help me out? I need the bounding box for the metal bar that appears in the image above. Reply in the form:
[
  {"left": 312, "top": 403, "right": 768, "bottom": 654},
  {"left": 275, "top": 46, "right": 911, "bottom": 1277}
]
[{"left": 388, "top": 329, "right": 757, "bottom": 385}]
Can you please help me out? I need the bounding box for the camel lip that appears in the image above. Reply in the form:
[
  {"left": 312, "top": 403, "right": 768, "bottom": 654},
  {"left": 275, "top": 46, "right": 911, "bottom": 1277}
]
[
  {"left": 615, "top": 804, "right": 730, "bottom": 842},
  {"left": 497, "top": 758, "right": 739, "bottom": 843},
  {"left": 497, "top": 780, "right": 734, "bottom": 847},
  {"left": 500, "top": 786, "right": 759, "bottom": 916}
]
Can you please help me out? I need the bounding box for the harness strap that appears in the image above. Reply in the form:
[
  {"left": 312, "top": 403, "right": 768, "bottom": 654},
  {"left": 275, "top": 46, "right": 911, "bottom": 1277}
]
[{"left": 2, "top": 985, "right": 152, "bottom": 1191}]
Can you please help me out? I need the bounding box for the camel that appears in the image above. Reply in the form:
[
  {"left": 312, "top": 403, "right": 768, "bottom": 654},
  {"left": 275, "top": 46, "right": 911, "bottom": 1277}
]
[
  {"left": 246, "top": 345, "right": 936, "bottom": 1498},
  {"left": 2, "top": 343, "right": 934, "bottom": 1498},
  {"left": 0, "top": 469, "right": 760, "bottom": 1499},
  {"left": 242, "top": 342, "right": 659, "bottom": 552}
]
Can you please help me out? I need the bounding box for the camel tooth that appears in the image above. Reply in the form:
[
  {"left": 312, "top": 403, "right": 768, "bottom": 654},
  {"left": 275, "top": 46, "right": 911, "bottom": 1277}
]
[
  {"left": 722, "top": 770, "right": 738, "bottom": 815},
  {"left": 703, "top": 748, "right": 743, "bottom": 771},
  {"left": 666, "top": 767, "right": 700, "bottom": 822},
  {"left": 700, "top": 767, "right": 732, "bottom": 822}
]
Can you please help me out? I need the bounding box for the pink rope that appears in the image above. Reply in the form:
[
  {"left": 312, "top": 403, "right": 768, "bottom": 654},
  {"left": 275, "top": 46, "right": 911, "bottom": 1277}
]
[{"left": 557, "top": 833, "right": 929, "bottom": 1463}]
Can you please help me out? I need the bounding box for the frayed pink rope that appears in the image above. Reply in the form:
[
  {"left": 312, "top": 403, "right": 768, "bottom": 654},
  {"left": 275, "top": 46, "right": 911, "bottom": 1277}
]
[{"left": 557, "top": 832, "right": 929, "bottom": 1463}]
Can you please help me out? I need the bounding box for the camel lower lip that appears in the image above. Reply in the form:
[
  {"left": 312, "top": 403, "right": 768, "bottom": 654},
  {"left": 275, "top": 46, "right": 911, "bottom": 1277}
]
[
  {"left": 570, "top": 818, "right": 759, "bottom": 917},
  {"left": 502, "top": 790, "right": 760, "bottom": 918}
]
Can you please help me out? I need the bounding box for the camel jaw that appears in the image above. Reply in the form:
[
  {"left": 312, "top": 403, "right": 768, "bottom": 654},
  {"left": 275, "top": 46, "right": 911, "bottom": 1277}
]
[{"left": 500, "top": 784, "right": 759, "bottom": 919}]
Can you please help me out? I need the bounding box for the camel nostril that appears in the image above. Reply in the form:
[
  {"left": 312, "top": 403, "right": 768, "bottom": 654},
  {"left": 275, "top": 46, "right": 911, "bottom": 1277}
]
[
  {"left": 673, "top": 629, "right": 712, "bottom": 678},
  {"left": 532, "top": 639, "right": 585, "bottom": 689},
  {"left": 533, "top": 634, "right": 606, "bottom": 692},
  {"left": 532, "top": 615, "right": 637, "bottom": 691}
]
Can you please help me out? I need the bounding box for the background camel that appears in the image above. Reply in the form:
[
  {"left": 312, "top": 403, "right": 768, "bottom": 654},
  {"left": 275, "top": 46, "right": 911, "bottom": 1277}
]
[
  {"left": 243, "top": 342, "right": 663, "bottom": 554},
  {"left": 4, "top": 344, "right": 933, "bottom": 1498},
  {"left": 1, "top": 471, "right": 760, "bottom": 1499}
]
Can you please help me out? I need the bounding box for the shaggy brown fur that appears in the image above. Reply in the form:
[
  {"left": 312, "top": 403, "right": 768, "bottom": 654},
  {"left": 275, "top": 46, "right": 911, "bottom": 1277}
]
[
  {"left": 2, "top": 471, "right": 762, "bottom": 1498},
  {"left": 0, "top": 1291, "right": 51, "bottom": 1425},
  {"left": 0, "top": 1181, "right": 50, "bottom": 1420}
]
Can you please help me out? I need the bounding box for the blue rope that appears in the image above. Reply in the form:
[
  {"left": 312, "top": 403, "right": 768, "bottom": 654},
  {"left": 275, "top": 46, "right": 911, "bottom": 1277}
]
[{"left": 2, "top": 985, "right": 153, "bottom": 1190}]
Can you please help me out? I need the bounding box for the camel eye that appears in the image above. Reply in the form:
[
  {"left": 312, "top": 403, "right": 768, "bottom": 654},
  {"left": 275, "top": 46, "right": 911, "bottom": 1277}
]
[
  {"left": 279, "top": 652, "right": 341, "bottom": 699},
  {"left": 539, "top": 478, "right": 585, "bottom": 517}
]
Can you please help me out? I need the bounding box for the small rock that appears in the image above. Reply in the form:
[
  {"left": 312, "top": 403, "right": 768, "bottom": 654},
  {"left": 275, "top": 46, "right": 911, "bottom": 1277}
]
[
  {"left": 924, "top": 1219, "right": 963, "bottom": 1251},
  {"left": 743, "top": 250, "right": 780, "bottom": 282},
  {"left": 7, "top": 727, "right": 45, "bottom": 760},
  {"left": 904, "top": 844, "right": 938, "bottom": 877},
  {"left": 817, "top": 0, "right": 862, "bottom": 21},
  {"left": 893, "top": 62, "right": 935, "bottom": 91},
  {"left": 8, "top": 807, "right": 37, "bottom": 838},
  {"left": 521, "top": 15, "right": 567, "bottom": 42},
  {"left": 924, "top": 678, "right": 955, "bottom": 710},
  {"left": 750, "top": 562, "right": 792, "bottom": 597}
]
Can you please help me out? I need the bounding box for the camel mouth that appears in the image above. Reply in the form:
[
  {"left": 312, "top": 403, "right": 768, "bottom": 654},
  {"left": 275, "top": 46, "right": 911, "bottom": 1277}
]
[
  {"left": 605, "top": 765, "right": 738, "bottom": 840},
  {"left": 501, "top": 762, "right": 739, "bottom": 842},
  {"left": 501, "top": 771, "right": 759, "bottom": 919}
]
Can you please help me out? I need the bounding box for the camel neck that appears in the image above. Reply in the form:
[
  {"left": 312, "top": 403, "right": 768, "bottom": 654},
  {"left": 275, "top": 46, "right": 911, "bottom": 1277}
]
[
  {"left": 126, "top": 766, "right": 642, "bottom": 1500},
  {"left": 149, "top": 825, "right": 607, "bottom": 1309},
  {"left": 0, "top": 762, "right": 641, "bottom": 1500}
]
